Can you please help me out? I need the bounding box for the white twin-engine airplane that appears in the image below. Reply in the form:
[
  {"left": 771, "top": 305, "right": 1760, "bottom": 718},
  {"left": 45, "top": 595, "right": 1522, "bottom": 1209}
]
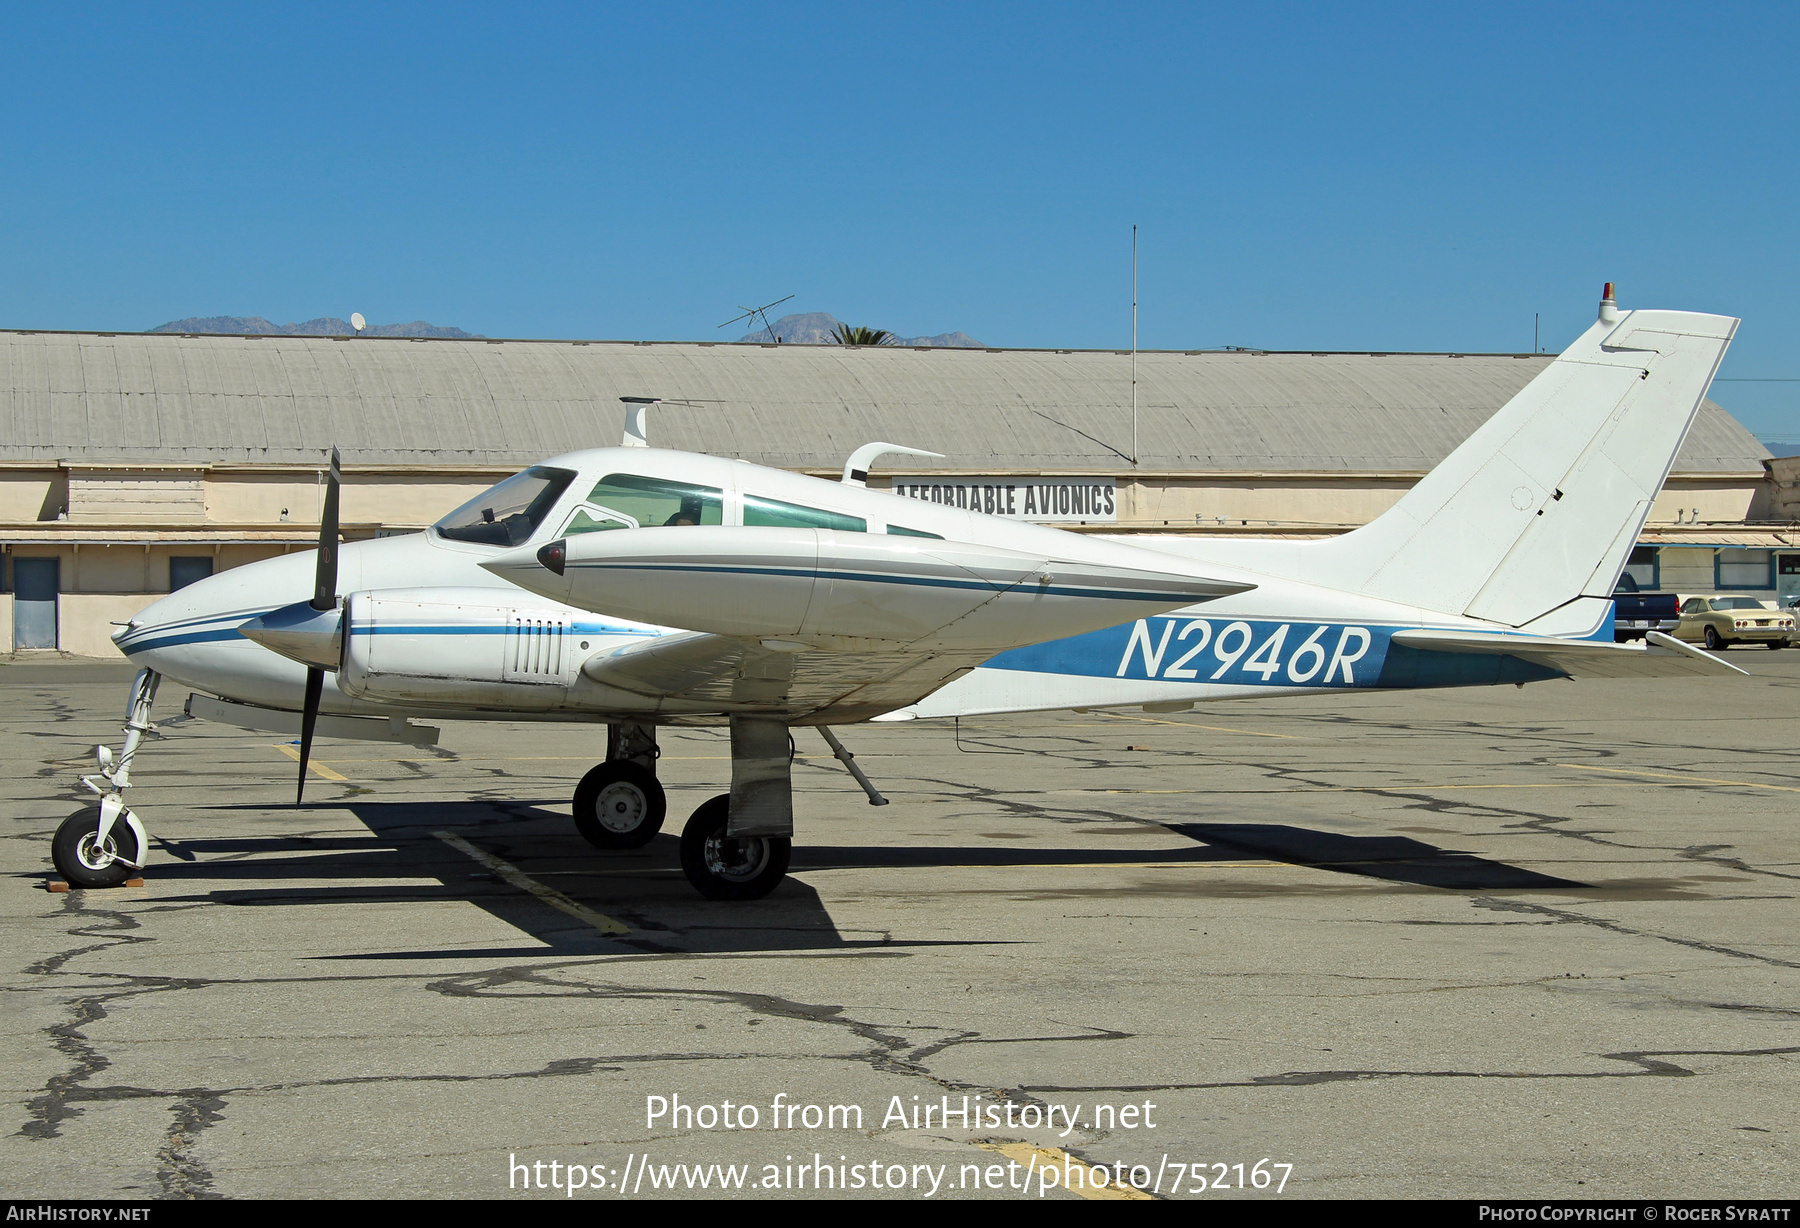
[{"left": 60, "top": 288, "right": 1744, "bottom": 900}]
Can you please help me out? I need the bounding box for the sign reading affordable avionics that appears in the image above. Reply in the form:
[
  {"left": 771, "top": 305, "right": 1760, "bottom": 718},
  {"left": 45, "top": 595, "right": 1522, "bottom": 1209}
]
[{"left": 890, "top": 478, "right": 1118, "bottom": 523}]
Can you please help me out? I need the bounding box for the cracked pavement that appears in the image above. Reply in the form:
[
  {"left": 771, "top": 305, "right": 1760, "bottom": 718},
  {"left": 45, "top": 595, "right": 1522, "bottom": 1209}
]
[{"left": 2, "top": 656, "right": 1796, "bottom": 1198}]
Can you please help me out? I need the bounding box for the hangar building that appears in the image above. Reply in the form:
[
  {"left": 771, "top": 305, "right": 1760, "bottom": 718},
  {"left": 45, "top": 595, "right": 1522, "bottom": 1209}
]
[{"left": 0, "top": 327, "right": 1786, "bottom": 656}]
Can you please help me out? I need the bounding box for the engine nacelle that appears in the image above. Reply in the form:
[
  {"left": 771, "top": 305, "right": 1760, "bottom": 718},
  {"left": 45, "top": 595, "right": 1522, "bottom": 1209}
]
[
  {"left": 483, "top": 527, "right": 1248, "bottom": 653},
  {"left": 338, "top": 587, "right": 590, "bottom": 709}
]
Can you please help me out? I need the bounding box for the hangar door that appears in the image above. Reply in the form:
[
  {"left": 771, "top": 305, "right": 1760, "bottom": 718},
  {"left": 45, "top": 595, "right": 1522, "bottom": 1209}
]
[{"left": 13, "top": 558, "right": 59, "bottom": 649}]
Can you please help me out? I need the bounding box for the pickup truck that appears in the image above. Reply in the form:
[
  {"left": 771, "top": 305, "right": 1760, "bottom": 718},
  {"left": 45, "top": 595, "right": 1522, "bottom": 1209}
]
[{"left": 1614, "top": 592, "right": 1680, "bottom": 641}]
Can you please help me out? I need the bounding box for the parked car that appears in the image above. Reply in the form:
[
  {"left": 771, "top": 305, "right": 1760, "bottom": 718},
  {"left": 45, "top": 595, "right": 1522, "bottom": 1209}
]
[
  {"left": 1673, "top": 595, "right": 1796, "bottom": 650},
  {"left": 1613, "top": 591, "right": 1679, "bottom": 641}
]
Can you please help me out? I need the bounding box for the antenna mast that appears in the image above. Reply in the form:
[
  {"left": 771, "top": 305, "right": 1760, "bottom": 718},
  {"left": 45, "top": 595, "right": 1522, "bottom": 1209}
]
[
  {"left": 719, "top": 294, "right": 796, "bottom": 343},
  {"left": 1130, "top": 225, "right": 1138, "bottom": 467}
]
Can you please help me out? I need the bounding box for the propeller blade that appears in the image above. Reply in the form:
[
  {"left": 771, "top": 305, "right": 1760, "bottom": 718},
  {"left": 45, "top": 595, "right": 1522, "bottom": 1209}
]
[
  {"left": 312, "top": 447, "right": 341, "bottom": 613},
  {"left": 298, "top": 448, "right": 339, "bottom": 804},
  {"left": 296, "top": 666, "right": 324, "bottom": 805}
]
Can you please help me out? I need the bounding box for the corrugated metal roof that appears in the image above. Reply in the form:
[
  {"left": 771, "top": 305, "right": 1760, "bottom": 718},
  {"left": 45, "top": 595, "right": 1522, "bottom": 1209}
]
[{"left": 0, "top": 329, "right": 1769, "bottom": 474}]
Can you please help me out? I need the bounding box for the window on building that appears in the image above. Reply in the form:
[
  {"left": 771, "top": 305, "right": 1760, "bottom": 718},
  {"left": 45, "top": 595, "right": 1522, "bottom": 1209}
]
[
  {"left": 1620, "top": 545, "right": 1658, "bottom": 591},
  {"left": 1716, "top": 548, "right": 1774, "bottom": 590},
  {"left": 742, "top": 494, "right": 865, "bottom": 532},
  {"left": 169, "top": 556, "right": 214, "bottom": 591}
]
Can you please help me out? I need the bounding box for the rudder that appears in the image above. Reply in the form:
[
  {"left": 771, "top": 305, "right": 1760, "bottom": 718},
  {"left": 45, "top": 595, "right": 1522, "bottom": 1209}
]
[{"left": 1317, "top": 292, "right": 1736, "bottom": 626}]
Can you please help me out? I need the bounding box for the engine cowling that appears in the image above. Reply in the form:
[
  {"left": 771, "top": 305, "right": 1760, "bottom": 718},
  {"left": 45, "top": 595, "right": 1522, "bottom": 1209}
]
[{"left": 338, "top": 587, "right": 591, "bottom": 709}]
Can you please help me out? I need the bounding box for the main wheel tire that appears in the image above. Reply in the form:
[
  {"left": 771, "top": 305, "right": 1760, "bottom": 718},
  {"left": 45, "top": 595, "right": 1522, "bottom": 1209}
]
[
  {"left": 1704, "top": 626, "right": 1725, "bottom": 650},
  {"left": 51, "top": 810, "right": 140, "bottom": 889},
  {"left": 572, "top": 761, "right": 666, "bottom": 849},
  {"left": 679, "top": 794, "right": 790, "bottom": 901}
]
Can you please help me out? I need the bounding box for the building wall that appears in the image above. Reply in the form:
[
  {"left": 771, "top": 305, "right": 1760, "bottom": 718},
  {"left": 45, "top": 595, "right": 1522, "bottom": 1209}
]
[
  {"left": 61, "top": 593, "right": 163, "bottom": 657},
  {"left": 0, "top": 470, "right": 63, "bottom": 520},
  {"left": 1655, "top": 547, "right": 1723, "bottom": 595},
  {"left": 1768, "top": 456, "right": 1800, "bottom": 519}
]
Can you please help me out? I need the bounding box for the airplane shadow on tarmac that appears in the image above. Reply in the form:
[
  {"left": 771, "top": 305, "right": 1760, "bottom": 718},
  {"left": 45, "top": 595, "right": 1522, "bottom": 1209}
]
[
  {"left": 116, "top": 802, "right": 1578, "bottom": 960},
  {"left": 1165, "top": 823, "right": 1585, "bottom": 891}
]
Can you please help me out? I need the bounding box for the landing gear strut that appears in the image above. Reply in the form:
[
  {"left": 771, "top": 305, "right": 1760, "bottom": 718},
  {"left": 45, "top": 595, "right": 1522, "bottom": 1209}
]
[
  {"left": 573, "top": 723, "right": 666, "bottom": 848},
  {"left": 54, "top": 669, "right": 159, "bottom": 888}
]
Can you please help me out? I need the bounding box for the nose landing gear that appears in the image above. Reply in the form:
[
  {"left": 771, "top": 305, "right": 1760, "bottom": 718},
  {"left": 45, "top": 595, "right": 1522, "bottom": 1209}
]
[{"left": 55, "top": 669, "right": 159, "bottom": 889}]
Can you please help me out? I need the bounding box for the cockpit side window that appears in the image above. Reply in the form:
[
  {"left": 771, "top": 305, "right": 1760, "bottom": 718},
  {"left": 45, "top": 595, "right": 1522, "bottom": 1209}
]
[
  {"left": 434, "top": 466, "right": 576, "bottom": 547},
  {"left": 586, "top": 475, "right": 723, "bottom": 528},
  {"left": 561, "top": 507, "right": 635, "bottom": 536},
  {"left": 887, "top": 524, "right": 943, "bottom": 539},
  {"left": 742, "top": 493, "right": 866, "bottom": 532}
]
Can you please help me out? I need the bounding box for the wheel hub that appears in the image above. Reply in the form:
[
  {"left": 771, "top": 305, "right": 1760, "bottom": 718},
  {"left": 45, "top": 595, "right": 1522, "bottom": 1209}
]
[
  {"left": 75, "top": 831, "right": 118, "bottom": 872},
  {"left": 594, "top": 781, "right": 648, "bottom": 833},
  {"left": 703, "top": 833, "right": 770, "bottom": 882}
]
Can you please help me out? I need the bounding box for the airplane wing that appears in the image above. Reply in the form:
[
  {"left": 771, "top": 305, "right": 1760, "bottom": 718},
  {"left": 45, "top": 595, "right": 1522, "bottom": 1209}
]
[
  {"left": 580, "top": 630, "right": 993, "bottom": 722},
  {"left": 1390, "top": 628, "right": 1746, "bottom": 679}
]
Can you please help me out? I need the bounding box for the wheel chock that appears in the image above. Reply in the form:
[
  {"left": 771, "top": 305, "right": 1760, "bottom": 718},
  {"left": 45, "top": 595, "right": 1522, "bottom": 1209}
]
[{"left": 43, "top": 878, "right": 143, "bottom": 893}]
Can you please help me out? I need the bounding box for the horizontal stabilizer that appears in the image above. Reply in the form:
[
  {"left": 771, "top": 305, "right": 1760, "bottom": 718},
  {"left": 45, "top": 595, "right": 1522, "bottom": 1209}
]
[{"left": 1390, "top": 628, "right": 1746, "bottom": 679}]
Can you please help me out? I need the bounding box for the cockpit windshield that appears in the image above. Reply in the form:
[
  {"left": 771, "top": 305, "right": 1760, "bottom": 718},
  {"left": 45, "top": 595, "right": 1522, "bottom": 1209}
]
[{"left": 433, "top": 466, "right": 576, "bottom": 547}]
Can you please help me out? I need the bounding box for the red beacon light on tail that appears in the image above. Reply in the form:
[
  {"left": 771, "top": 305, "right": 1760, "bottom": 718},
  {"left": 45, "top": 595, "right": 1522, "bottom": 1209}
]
[{"left": 1599, "top": 282, "right": 1620, "bottom": 324}]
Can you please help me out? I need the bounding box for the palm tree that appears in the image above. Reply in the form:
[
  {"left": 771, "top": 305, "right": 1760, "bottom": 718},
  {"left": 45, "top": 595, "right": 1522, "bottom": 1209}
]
[{"left": 828, "top": 324, "right": 897, "bottom": 346}]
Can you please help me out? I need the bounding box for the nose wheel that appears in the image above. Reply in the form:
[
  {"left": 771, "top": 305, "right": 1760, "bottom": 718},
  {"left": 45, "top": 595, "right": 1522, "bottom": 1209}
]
[
  {"left": 52, "top": 810, "right": 143, "bottom": 889},
  {"left": 679, "top": 795, "right": 790, "bottom": 900},
  {"left": 572, "top": 760, "right": 666, "bottom": 848}
]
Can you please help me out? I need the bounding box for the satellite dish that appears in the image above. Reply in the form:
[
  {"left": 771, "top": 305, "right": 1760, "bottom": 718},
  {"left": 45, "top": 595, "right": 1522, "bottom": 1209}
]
[{"left": 350, "top": 313, "right": 366, "bottom": 334}]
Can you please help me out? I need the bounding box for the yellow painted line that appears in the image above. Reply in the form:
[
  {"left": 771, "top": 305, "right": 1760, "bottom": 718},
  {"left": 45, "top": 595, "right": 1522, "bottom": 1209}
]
[
  {"left": 791, "top": 860, "right": 1286, "bottom": 873},
  {"left": 1558, "top": 763, "right": 1800, "bottom": 793},
  {"left": 272, "top": 743, "right": 348, "bottom": 781},
  {"left": 433, "top": 831, "right": 630, "bottom": 935},
  {"left": 975, "top": 1142, "right": 1154, "bottom": 1201},
  {"left": 1087, "top": 781, "right": 1648, "bottom": 795},
  {"left": 1092, "top": 711, "right": 1301, "bottom": 739}
]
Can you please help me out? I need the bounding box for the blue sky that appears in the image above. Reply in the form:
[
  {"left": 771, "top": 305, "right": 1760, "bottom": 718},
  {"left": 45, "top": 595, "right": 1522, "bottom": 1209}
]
[{"left": 4, "top": 3, "right": 1798, "bottom": 445}]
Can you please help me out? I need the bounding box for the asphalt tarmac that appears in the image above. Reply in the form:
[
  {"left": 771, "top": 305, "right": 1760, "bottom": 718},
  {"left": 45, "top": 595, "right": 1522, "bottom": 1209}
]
[{"left": 2, "top": 654, "right": 1796, "bottom": 1200}]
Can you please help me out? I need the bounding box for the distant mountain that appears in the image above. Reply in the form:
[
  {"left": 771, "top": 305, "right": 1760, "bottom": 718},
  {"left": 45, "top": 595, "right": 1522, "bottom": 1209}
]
[
  {"left": 148, "top": 315, "right": 483, "bottom": 339},
  {"left": 738, "top": 311, "right": 981, "bottom": 348}
]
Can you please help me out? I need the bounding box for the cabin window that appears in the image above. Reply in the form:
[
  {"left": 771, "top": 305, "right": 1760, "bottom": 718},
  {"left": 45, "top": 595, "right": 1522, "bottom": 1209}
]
[
  {"left": 886, "top": 524, "right": 943, "bottom": 539},
  {"left": 742, "top": 494, "right": 866, "bottom": 532},
  {"left": 586, "top": 475, "right": 723, "bottom": 528},
  {"left": 561, "top": 507, "right": 634, "bottom": 536},
  {"left": 435, "top": 466, "right": 576, "bottom": 547}
]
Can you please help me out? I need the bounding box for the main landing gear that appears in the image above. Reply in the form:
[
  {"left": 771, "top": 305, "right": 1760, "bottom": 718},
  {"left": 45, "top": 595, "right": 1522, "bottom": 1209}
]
[
  {"left": 53, "top": 669, "right": 160, "bottom": 889},
  {"left": 572, "top": 723, "right": 666, "bottom": 848},
  {"left": 679, "top": 794, "right": 791, "bottom": 900},
  {"left": 579, "top": 717, "right": 886, "bottom": 901}
]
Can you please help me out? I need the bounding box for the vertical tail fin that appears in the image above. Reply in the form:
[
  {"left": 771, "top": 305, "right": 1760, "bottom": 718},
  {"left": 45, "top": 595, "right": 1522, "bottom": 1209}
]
[{"left": 1317, "top": 294, "right": 1737, "bottom": 627}]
